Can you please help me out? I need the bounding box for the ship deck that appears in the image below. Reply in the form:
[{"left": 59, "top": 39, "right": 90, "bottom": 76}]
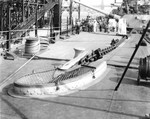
[{"left": 0, "top": 32, "right": 150, "bottom": 119}]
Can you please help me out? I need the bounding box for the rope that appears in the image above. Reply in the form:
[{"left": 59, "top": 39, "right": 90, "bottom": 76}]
[{"left": 0, "top": 54, "right": 37, "bottom": 90}]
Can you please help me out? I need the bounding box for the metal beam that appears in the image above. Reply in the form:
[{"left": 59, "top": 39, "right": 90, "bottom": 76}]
[
  {"left": 114, "top": 20, "right": 150, "bottom": 91},
  {"left": 73, "top": 0, "right": 120, "bottom": 20}
]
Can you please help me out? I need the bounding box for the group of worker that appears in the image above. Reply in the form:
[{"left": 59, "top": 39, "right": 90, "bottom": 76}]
[{"left": 80, "top": 16, "right": 118, "bottom": 33}]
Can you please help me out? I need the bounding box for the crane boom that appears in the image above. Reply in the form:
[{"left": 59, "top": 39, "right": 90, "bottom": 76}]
[{"left": 73, "top": 0, "right": 121, "bottom": 20}]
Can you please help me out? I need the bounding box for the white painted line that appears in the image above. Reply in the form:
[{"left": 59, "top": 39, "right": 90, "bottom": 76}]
[
  {"left": 119, "top": 42, "right": 125, "bottom": 47},
  {"left": 119, "top": 37, "right": 130, "bottom": 47}
]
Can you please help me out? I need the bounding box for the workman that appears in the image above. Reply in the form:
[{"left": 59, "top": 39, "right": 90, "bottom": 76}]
[{"left": 76, "top": 20, "right": 81, "bottom": 34}]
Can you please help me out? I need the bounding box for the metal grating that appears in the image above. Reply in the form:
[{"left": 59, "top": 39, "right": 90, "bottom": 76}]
[
  {"left": 15, "top": 66, "right": 93, "bottom": 86},
  {"left": 15, "top": 69, "right": 55, "bottom": 86},
  {"left": 50, "top": 67, "right": 93, "bottom": 83}
]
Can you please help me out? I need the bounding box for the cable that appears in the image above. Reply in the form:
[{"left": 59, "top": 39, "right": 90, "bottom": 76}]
[{"left": 0, "top": 54, "right": 37, "bottom": 91}]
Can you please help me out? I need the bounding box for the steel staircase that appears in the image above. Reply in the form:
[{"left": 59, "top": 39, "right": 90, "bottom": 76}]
[{"left": 12, "top": 0, "right": 57, "bottom": 39}]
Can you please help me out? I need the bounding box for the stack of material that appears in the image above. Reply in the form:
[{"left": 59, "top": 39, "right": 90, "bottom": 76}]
[{"left": 25, "top": 37, "right": 40, "bottom": 54}]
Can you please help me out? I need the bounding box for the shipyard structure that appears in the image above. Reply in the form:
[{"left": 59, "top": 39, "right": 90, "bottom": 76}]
[{"left": 0, "top": 0, "right": 150, "bottom": 119}]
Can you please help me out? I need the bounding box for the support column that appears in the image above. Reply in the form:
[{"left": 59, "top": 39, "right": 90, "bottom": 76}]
[
  {"left": 6, "top": 5, "right": 12, "bottom": 51},
  {"left": 27, "top": 2, "right": 29, "bottom": 19},
  {"left": 35, "top": 0, "right": 38, "bottom": 37},
  {"left": 22, "top": 0, "right": 25, "bottom": 22},
  {"left": 50, "top": 9, "right": 53, "bottom": 39},
  {"left": 135, "top": 0, "right": 138, "bottom": 14},
  {"left": 53, "top": 0, "right": 62, "bottom": 39},
  {"left": 53, "top": 0, "right": 61, "bottom": 30},
  {"left": 78, "top": 0, "right": 80, "bottom": 20},
  {"left": 69, "top": 0, "right": 73, "bottom": 25},
  {"left": 42, "top": 0, "right": 45, "bottom": 27},
  {"left": 0, "top": 3, "right": 3, "bottom": 31},
  {"left": 38, "top": 0, "right": 45, "bottom": 28}
]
